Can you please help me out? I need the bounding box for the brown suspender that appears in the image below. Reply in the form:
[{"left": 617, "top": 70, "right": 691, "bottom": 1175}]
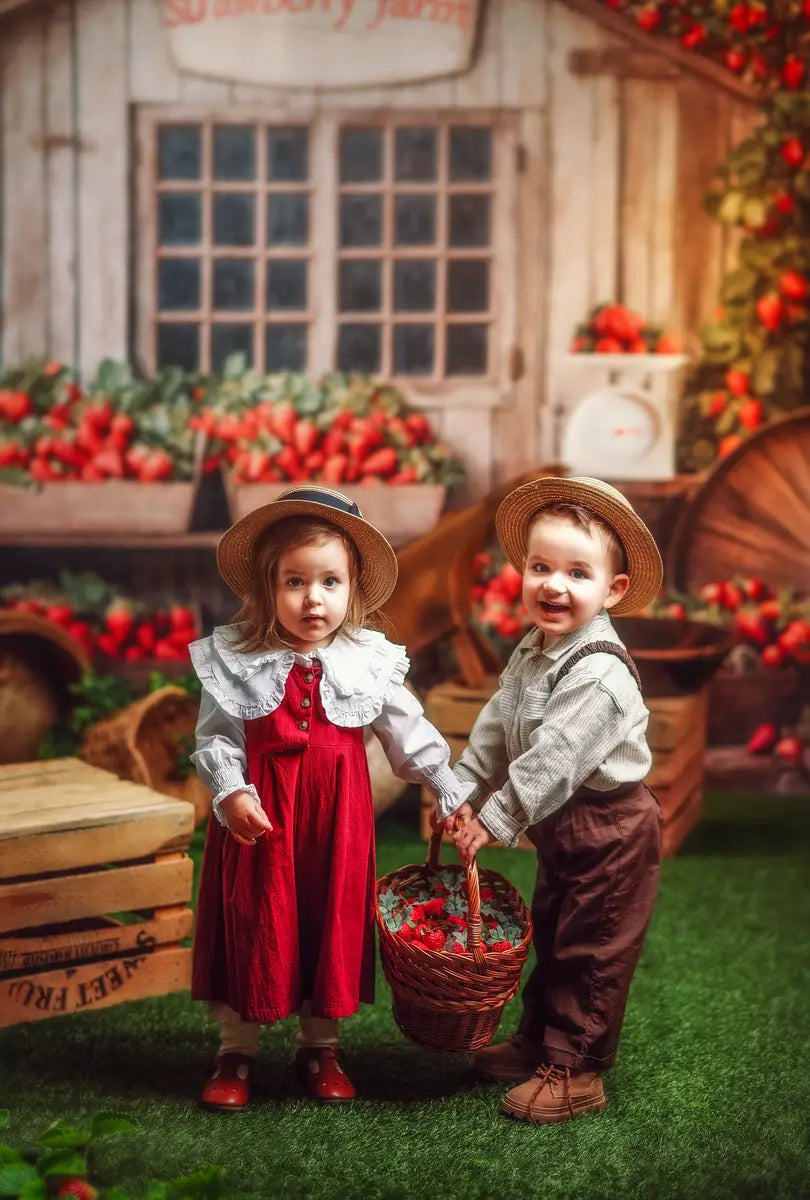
[{"left": 553, "top": 640, "right": 642, "bottom": 693}]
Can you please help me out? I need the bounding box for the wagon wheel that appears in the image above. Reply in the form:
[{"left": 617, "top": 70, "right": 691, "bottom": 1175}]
[{"left": 668, "top": 409, "right": 810, "bottom": 594}]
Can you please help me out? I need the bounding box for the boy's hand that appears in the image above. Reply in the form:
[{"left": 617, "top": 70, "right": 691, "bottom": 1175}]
[
  {"left": 453, "top": 816, "right": 496, "bottom": 865},
  {"left": 443, "top": 802, "right": 475, "bottom": 834},
  {"left": 219, "top": 790, "right": 273, "bottom": 846}
]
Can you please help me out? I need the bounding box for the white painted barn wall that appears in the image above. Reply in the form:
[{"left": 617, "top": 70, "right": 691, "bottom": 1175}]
[{"left": 0, "top": 0, "right": 760, "bottom": 499}]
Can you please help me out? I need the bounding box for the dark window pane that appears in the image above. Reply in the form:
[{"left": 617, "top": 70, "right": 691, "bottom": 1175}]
[
  {"left": 213, "top": 124, "right": 255, "bottom": 180},
  {"left": 267, "top": 260, "right": 307, "bottom": 310},
  {"left": 446, "top": 323, "right": 488, "bottom": 374},
  {"left": 338, "top": 324, "right": 381, "bottom": 373},
  {"left": 394, "top": 195, "right": 435, "bottom": 246},
  {"left": 157, "top": 323, "right": 199, "bottom": 369},
  {"left": 339, "top": 128, "right": 383, "bottom": 182},
  {"left": 158, "top": 125, "right": 201, "bottom": 180},
  {"left": 268, "top": 127, "right": 308, "bottom": 182},
  {"left": 449, "top": 194, "right": 491, "bottom": 247},
  {"left": 393, "top": 324, "right": 434, "bottom": 375},
  {"left": 267, "top": 193, "right": 309, "bottom": 245},
  {"left": 213, "top": 194, "right": 255, "bottom": 246},
  {"left": 393, "top": 260, "right": 435, "bottom": 312},
  {"left": 213, "top": 259, "right": 255, "bottom": 310},
  {"left": 339, "top": 261, "right": 381, "bottom": 312},
  {"left": 158, "top": 259, "right": 200, "bottom": 310},
  {"left": 395, "top": 127, "right": 437, "bottom": 182},
  {"left": 447, "top": 260, "right": 489, "bottom": 312},
  {"left": 339, "top": 195, "right": 382, "bottom": 247},
  {"left": 158, "top": 193, "right": 201, "bottom": 246},
  {"left": 449, "top": 126, "right": 492, "bottom": 181},
  {"left": 212, "top": 324, "right": 254, "bottom": 371},
  {"left": 265, "top": 323, "right": 307, "bottom": 371}
]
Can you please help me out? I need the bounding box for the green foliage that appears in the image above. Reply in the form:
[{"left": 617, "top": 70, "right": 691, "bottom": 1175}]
[{"left": 0, "top": 1113, "right": 223, "bottom": 1200}]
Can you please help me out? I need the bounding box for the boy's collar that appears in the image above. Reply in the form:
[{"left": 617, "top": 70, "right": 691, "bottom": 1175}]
[{"left": 518, "top": 610, "right": 613, "bottom": 662}]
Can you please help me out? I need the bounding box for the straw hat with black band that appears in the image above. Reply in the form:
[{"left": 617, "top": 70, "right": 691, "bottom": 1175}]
[
  {"left": 217, "top": 485, "right": 399, "bottom": 612},
  {"left": 495, "top": 476, "right": 663, "bottom": 616}
]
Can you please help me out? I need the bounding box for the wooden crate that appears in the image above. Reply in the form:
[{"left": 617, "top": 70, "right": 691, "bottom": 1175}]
[
  {"left": 0, "top": 758, "right": 195, "bottom": 1027},
  {"left": 419, "top": 678, "right": 708, "bottom": 858}
]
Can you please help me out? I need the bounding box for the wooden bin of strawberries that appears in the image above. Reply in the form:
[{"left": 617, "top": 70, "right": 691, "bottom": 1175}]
[
  {"left": 194, "top": 369, "right": 465, "bottom": 548},
  {"left": 0, "top": 360, "right": 201, "bottom": 535}
]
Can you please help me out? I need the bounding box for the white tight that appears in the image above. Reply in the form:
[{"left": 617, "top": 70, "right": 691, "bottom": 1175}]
[{"left": 211, "top": 1002, "right": 340, "bottom": 1058}]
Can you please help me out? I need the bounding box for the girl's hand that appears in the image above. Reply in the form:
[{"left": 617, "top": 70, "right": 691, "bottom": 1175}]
[
  {"left": 453, "top": 816, "right": 496, "bottom": 866},
  {"left": 219, "top": 790, "right": 273, "bottom": 847},
  {"left": 443, "top": 802, "right": 475, "bottom": 834}
]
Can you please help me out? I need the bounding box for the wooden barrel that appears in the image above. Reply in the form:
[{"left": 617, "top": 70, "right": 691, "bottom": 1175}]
[{"left": 0, "top": 612, "right": 89, "bottom": 764}]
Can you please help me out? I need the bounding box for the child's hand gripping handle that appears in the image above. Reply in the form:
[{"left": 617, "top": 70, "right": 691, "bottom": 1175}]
[{"left": 427, "top": 817, "right": 488, "bottom": 974}]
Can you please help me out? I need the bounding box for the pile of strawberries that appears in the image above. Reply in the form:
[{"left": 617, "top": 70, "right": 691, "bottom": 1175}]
[
  {"left": 570, "top": 303, "right": 684, "bottom": 355},
  {"left": 0, "top": 361, "right": 198, "bottom": 484},
  {"left": 378, "top": 870, "right": 523, "bottom": 954},
  {"left": 192, "top": 371, "right": 464, "bottom": 489},
  {"left": 1, "top": 573, "right": 199, "bottom": 664},
  {"left": 471, "top": 551, "right": 532, "bottom": 646}
]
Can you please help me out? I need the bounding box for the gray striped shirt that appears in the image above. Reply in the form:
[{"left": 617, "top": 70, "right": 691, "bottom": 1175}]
[{"left": 451, "top": 610, "right": 652, "bottom": 848}]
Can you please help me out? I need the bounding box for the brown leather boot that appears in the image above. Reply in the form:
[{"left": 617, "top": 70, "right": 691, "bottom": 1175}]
[
  {"left": 501, "top": 1063, "right": 606, "bottom": 1124},
  {"left": 471, "top": 1034, "right": 544, "bottom": 1082}
]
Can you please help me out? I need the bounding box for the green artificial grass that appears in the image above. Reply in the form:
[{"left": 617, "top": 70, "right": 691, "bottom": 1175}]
[{"left": 2, "top": 790, "right": 810, "bottom": 1200}]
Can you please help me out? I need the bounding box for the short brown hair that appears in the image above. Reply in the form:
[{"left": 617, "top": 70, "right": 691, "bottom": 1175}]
[
  {"left": 232, "top": 516, "right": 370, "bottom": 653},
  {"left": 528, "top": 502, "right": 627, "bottom": 575}
]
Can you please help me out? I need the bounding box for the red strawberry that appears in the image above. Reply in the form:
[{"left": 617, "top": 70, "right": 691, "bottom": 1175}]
[
  {"left": 135, "top": 622, "right": 157, "bottom": 652},
  {"left": 96, "top": 633, "right": 123, "bottom": 659},
  {"left": 360, "top": 447, "right": 398, "bottom": 477},
  {"left": 756, "top": 294, "right": 784, "bottom": 332},
  {"left": 699, "top": 582, "right": 726, "bottom": 606},
  {"left": 409, "top": 904, "right": 425, "bottom": 923},
  {"left": 275, "top": 445, "right": 302, "bottom": 480},
  {"left": 446, "top": 915, "right": 467, "bottom": 929},
  {"left": 450, "top": 943, "right": 466, "bottom": 955},
  {"left": 140, "top": 450, "right": 173, "bottom": 482},
  {"left": 780, "top": 137, "right": 804, "bottom": 168},
  {"left": 729, "top": 2, "right": 750, "bottom": 30},
  {"left": 781, "top": 57, "right": 806, "bottom": 90},
  {"left": 719, "top": 435, "right": 742, "bottom": 459},
  {"left": 637, "top": 6, "right": 661, "bottom": 30},
  {"left": 734, "top": 612, "right": 768, "bottom": 645},
  {"left": 269, "top": 405, "right": 297, "bottom": 444},
  {"left": 55, "top": 1180, "right": 97, "bottom": 1200},
  {"left": 742, "top": 577, "right": 767, "bottom": 601},
  {"left": 758, "top": 599, "right": 781, "bottom": 621},
  {"left": 124, "top": 645, "right": 146, "bottom": 661},
  {"left": 479, "top": 887, "right": 495, "bottom": 901},
  {"left": 0, "top": 440, "right": 24, "bottom": 467},
  {"left": 490, "top": 940, "right": 511, "bottom": 954},
  {"left": 154, "top": 637, "right": 186, "bottom": 661},
  {"left": 722, "top": 582, "right": 744, "bottom": 610},
  {"left": 775, "top": 736, "right": 803, "bottom": 765},
  {"left": 105, "top": 601, "right": 134, "bottom": 641},
  {"left": 292, "top": 418, "right": 319, "bottom": 458},
  {"left": 594, "top": 336, "right": 624, "bottom": 353},
  {"left": 412, "top": 923, "right": 430, "bottom": 942},
  {"left": 667, "top": 602, "right": 687, "bottom": 619},
  {"left": 773, "top": 192, "right": 795, "bottom": 215},
  {"left": 724, "top": 48, "right": 746, "bottom": 72},
  {"left": 725, "top": 369, "right": 750, "bottom": 397},
  {"left": 321, "top": 427, "right": 346, "bottom": 456},
  {"left": 396, "top": 925, "right": 413, "bottom": 942},
  {"left": 93, "top": 446, "right": 126, "bottom": 478},
  {"left": 746, "top": 723, "right": 778, "bottom": 756},
  {"left": 423, "top": 898, "right": 445, "bottom": 918},
  {"left": 404, "top": 413, "right": 431, "bottom": 444},
  {"left": 423, "top": 929, "right": 446, "bottom": 951},
  {"left": 322, "top": 453, "right": 349, "bottom": 484},
  {"left": 169, "top": 605, "right": 196, "bottom": 633},
  {"left": 761, "top": 643, "right": 785, "bottom": 668},
  {"left": 66, "top": 620, "right": 94, "bottom": 654},
  {"left": 738, "top": 399, "right": 763, "bottom": 430},
  {"left": 44, "top": 603, "right": 74, "bottom": 627},
  {"left": 109, "top": 413, "right": 134, "bottom": 448},
  {"left": 0, "top": 389, "right": 32, "bottom": 422},
  {"left": 778, "top": 270, "right": 808, "bottom": 301}
]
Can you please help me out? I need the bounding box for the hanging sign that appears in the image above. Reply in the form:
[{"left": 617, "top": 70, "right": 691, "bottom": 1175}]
[{"left": 162, "top": 0, "right": 480, "bottom": 89}]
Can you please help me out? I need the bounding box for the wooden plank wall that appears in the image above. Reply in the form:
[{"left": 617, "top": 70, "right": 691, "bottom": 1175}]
[{"left": 0, "top": 0, "right": 762, "bottom": 497}]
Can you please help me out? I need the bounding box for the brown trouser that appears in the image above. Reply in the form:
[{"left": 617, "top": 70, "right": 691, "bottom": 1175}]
[{"left": 517, "top": 781, "right": 662, "bottom": 1072}]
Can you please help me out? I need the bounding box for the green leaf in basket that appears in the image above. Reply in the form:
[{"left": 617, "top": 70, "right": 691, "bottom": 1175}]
[
  {"left": 444, "top": 895, "right": 467, "bottom": 918},
  {"left": 377, "top": 889, "right": 399, "bottom": 917}
]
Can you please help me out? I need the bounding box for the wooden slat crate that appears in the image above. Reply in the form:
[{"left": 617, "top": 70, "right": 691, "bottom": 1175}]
[
  {"left": 0, "top": 758, "right": 195, "bottom": 1028},
  {"left": 419, "top": 678, "right": 708, "bottom": 857}
]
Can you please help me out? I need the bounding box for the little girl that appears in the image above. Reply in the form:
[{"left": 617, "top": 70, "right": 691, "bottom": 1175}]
[{"left": 189, "top": 485, "right": 462, "bottom": 1111}]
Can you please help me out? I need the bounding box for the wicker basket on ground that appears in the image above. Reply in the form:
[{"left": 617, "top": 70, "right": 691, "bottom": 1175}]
[
  {"left": 376, "top": 831, "right": 532, "bottom": 1053},
  {"left": 0, "top": 611, "right": 90, "bottom": 763},
  {"left": 80, "top": 685, "right": 210, "bottom": 825}
]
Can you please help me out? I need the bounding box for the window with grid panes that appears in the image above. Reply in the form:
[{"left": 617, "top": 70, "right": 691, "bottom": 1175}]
[{"left": 141, "top": 116, "right": 500, "bottom": 380}]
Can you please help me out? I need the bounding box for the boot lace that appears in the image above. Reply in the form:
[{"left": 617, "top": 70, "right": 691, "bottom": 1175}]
[{"left": 527, "top": 1063, "right": 574, "bottom": 1122}]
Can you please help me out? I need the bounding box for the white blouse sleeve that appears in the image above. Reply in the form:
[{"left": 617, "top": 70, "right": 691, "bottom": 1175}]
[
  {"left": 370, "top": 684, "right": 468, "bottom": 812},
  {"left": 190, "top": 689, "right": 262, "bottom": 825}
]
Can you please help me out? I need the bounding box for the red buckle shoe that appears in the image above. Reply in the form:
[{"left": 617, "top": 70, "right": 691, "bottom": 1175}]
[
  {"left": 200, "top": 1052, "right": 254, "bottom": 1112},
  {"left": 295, "top": 1047, "right": 355, "bottom": 1103}
]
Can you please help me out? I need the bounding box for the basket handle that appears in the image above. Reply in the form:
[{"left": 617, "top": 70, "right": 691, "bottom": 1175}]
[{"left": 428, "top": 825, "right": 487, "bottom": 972}]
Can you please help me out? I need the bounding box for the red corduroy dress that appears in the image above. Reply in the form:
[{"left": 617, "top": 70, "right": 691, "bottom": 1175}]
[{"left": 192, "top": 660, "right": 377, "bottom": 1023}]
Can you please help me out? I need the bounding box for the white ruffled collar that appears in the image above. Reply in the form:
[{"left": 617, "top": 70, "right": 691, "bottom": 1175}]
[{"left": 190, "top": 624, "right": 409, "bottom": 725}]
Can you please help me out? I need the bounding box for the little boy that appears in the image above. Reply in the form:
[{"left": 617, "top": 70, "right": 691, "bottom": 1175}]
[{"left": 439, "top": 476, "right": 663, "bottom": 1125}]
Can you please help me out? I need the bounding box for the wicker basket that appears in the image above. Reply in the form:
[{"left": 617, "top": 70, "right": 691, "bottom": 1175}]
[
  {"left": 376, "top": 831, "right": 532, "bottom": 1053},
  {"left": 80, "top": 685, "right": 210, "bottom": 825}
]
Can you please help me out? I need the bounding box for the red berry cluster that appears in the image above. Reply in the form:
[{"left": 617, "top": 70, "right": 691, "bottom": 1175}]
[
  {"left": 381, "top": 882, "right": 521, "bottom": 954},
  {"left": 471, "top": 553, "right": 532, "bottom": 643},
  {"left": 570, "top": 303, "right": 684, "bottom": 355}
]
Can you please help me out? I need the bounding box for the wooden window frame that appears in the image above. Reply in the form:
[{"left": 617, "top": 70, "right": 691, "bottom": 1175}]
[{"left": 135, "top": 107, "right": 519, "bottom": 410}]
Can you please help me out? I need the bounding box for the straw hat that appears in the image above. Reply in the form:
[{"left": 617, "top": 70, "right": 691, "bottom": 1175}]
[
  {"left": 217, "top": 485, "right": 399, "bottom": 611},
  {"left": 495, "top": 476, "right": 663, "bottom": 616}
]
